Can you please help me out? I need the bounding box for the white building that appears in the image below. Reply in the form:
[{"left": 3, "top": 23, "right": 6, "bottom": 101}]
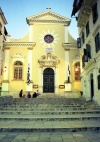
[
  {"left": 72, "top": 0, "right": 100, "bottom": 105},
  {"left": 0, "top": 8, "right": 7, "bottom": 89}
]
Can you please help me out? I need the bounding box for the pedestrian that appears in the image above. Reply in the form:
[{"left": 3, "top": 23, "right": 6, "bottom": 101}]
[{"left": 19, "top": 89, "right": 23, "bottom": 98}]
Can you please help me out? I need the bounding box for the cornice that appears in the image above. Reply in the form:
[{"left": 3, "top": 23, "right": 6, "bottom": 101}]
[
  {"left": 4, "top": 47, "right": 10, "bottom": 50},
  {"left": 28, "top": 19, "right": 70, "bottom": 26},
  {"left": 3, "top": 42, "right": 36, "bottom": 48},
  {"left": 28, "top": 11, "right": 69, "bottom": 20},
  {"left": 62, "top": 43, "right": 77, "bottom": 50},
  {"left": 27, "top": 47, "right": 33, "bottom": 50}
]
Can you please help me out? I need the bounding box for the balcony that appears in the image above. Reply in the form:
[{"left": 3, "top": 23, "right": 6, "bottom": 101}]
[{"left": 77, "top": 0, "right": 96, "bottom": 27}]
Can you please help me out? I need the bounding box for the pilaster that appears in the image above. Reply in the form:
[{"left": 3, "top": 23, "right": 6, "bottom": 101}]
[
  {"left": 29, "top": 25, "right": 33, "bottom": 42},
  {"left": 2, "top": 48, "right": 10, "bottom": 92},
  {"left": 26, "top": 47, "right": 33, "bottom": 91},
  {"left": 64, "top": 26, "right": 68, "bottom": 43},
  {"left": 55, "top": 66, "right": 59, "bottom": 94}
]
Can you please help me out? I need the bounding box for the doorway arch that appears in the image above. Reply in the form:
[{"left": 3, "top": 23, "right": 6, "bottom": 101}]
[
  {"left": 43, "top": 68, "right": 54, "bottom": 93},
  {"left": 90, "top": 73, "right": 94, "bottom": 100}
]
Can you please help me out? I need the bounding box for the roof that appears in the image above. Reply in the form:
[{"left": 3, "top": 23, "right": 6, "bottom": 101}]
[{"left": 0, "top": 7, "right": 7, "bottom": 24}]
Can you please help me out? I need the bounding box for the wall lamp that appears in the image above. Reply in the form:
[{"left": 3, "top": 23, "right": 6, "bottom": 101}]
[{"left": 3, "top": 66, "right": 7, "bottom": 72}]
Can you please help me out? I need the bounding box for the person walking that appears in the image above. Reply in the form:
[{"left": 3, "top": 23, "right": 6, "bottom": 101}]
[{"left": 19, "top": 89, "right": 23, "bottom": 98}]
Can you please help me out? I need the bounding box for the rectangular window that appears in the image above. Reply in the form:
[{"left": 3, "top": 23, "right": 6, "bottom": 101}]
[
  {"left": 14, "top": 67, "right": 22, "bottom": 80},
  {"left": 86, "top": 44, "right": 91, "bottom": 59},
  {"left": 95, "top": 32, "right": 100, "bottom": 53},
  {"left": 86, "top": 21, "right": 90, "bottom": 37},
  {"left": 92, "top": 2, "right": 98, "bottom": 24}
]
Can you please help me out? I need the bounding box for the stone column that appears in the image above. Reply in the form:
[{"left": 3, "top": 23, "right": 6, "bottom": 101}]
[{"left": 26, "top": 47, "right": 33, "bottom": 91}]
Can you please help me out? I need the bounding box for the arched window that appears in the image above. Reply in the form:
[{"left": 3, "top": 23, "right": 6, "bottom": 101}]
[
  {"left": 74, "top": 62, "right": 81, "bottom": 81},
  {"left": 14, "top": 61, "right": 23, "bottom": 80}
]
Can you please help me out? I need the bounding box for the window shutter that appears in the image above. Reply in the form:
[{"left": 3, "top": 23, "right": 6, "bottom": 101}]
[
  {"left": 92, "top": 2, "right": 98, "bottom": 24},
  {"left": 77, "top": 37, "right": 81, "bottom": 48},
  {"left": 86, "top": 21, "right": 90, "bottom": 37},
  {"left": 86, "top": 44, "right": 91, "bottom": 58}
]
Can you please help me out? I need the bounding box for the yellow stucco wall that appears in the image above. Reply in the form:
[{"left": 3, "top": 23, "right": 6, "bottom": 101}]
[{"left": 2, "top": 11, "right": 81, "bottom": 96}]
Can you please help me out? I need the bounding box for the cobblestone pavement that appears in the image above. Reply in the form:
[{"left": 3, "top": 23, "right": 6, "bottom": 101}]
[{"left": 0, "top": 131, "right": 100, "bottom": 142}]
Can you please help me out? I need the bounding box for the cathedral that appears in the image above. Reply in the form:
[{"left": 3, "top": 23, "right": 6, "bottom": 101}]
[{"left": 1, "top": 9, "right": 81, "bottom": 97}]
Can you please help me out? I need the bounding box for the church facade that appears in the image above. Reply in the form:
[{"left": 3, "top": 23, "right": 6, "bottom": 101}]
[{"left": 1, "top": 10, "right": 81, "bottom": 97}]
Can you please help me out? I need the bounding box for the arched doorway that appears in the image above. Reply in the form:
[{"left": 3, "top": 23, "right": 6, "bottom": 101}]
[
  {"left": 90, "top": 73, "right": 94, "bottom": 100},
  {"left": 43, "top": 68, "right": 54, "bottom": 93}
]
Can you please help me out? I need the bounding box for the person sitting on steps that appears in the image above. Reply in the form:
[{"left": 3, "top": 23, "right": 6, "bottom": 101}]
[
  {"left": 27, "top": 92, "right": 31, "bottom": 98},
  {"left": 32, "top": 92, "right": 37, "bottom": 98}
]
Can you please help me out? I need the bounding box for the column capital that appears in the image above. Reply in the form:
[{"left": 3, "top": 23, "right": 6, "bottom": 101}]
[{"left": 27, "top": 47, "right": 33, "bottom": 50}]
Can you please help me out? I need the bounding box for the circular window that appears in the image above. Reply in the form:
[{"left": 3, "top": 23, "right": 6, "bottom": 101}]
[{"left": 44, "top": 35, "right": 54, "bottom": 43}]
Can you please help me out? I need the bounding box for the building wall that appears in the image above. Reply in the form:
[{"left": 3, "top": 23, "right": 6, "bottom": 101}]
[
  {"left": 0, "top": 8, "right": 7, "bottom": 89},
  {"left": 77, "top": 0, "right": 100, "bottom": 104}
]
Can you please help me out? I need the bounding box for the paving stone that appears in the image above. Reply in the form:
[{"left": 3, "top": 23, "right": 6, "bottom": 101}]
[
  {"left": 63, "top": 138, "right": 76, "bottom": 142},
  {"left": 75, "top": 137, "right": 90, "bottom": 142}
]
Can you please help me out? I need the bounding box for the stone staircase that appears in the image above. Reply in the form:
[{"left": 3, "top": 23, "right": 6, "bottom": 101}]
[{"left": 0, "top": 95, "right": 100, "bottom": 132}]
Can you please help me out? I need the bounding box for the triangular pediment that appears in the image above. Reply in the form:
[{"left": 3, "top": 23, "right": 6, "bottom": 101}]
[
  {"left": 11, "top": 53, "right": 25, "bottom": 58},
  {"left": 26, "top": 10, "right": 70, "bottom": 26}
]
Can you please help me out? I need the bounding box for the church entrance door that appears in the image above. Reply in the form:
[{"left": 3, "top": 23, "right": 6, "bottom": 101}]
[{"left": 43, "top": 68, "right": 54, "bottom": 93}]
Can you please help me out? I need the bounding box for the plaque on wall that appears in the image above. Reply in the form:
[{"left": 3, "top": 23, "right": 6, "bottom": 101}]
[
  {"left": 33, "top": 85, "right": 38, "bottom": 88},
  {"left": 59, "top": 85, "right": 65, "bottom": 89}
]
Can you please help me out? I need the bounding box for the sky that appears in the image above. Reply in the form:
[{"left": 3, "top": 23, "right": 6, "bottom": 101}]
[{"left": 0, "top": 0, "right": 78, "bottom": 39}]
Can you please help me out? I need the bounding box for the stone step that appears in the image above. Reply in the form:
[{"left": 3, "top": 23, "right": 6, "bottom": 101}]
[
  {"left": 0, "top": 110, "right": 100, "bottom": 115},
  {"left": 0, "top": 114, "right": 100, "bottom": 121},
  {"left": 0, "top": 120, "right": 100, "bottom": 132},
  {"left": 0, "top": 107, "right": 100, "bottom": 112},
  {"left": 10, "top": 98, "right": 86, "bottom": 104},
  {"left": 1, "top": 104, "right": 84, "bottom": 107},
  {"left": 1, "top": 104, "right": 99, "bottom": 107},
  {"left": 0, "top": 96, "right": 99, "bottom": 133}
]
